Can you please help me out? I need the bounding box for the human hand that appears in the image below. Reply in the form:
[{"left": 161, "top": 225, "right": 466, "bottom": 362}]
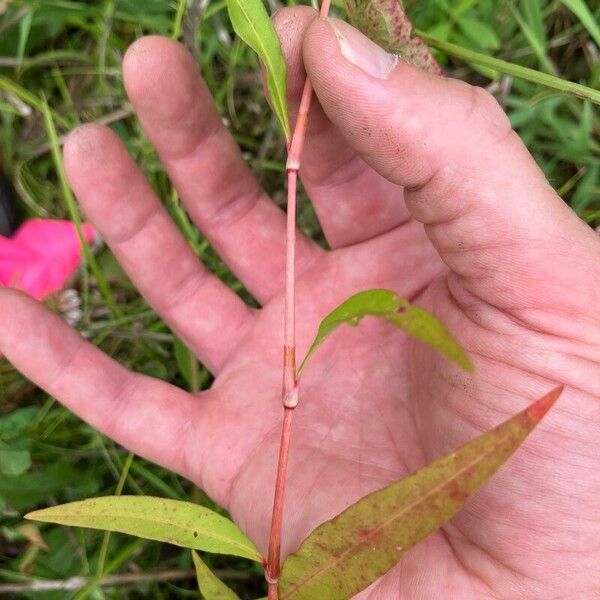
[{"left": 1, "top": 8, "right": 599, "bottom": 598}]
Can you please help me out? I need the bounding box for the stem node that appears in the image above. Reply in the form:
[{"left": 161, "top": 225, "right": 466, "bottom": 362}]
[
  {"left": 286, "top": 158, "right": 300, "bottom": 171},
  {"left": 283, "top": 386, "right": 299, "bottom": 409}
]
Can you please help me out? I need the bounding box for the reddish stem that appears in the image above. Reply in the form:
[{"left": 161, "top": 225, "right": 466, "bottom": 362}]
[
  {"left": 266, "top": 407, "right": 294, "bottom": 594},
  {"left": 266, "top": 1, "right": 332, "bottom": 596}
]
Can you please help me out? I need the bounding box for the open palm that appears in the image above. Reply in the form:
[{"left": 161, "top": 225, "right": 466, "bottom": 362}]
[{"left": 1, "top": 10, "right": 599, "bottom": 599}]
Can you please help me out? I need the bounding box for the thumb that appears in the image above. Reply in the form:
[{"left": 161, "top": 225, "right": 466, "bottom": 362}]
[{"left": 303, "top": 18, "right": 600, "bottom": 322}]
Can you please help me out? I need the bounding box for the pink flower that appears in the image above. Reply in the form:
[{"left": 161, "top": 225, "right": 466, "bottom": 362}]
[{"left": 0, "top": 219, "right": 95, "bottom": 301}]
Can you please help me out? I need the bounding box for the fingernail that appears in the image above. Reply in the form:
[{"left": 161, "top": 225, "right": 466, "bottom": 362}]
[{"left": 326, "top": 18, "right": 397, "bottom": 79}]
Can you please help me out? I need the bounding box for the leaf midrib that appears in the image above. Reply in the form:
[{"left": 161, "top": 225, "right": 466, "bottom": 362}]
[{"left": 281, "top": 427, "right": 520, "bottom": 599}]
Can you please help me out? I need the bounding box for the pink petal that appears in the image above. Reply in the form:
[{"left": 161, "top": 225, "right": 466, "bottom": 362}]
[{"left": 0, "top": 219, "right": 96, "bottom": 301}]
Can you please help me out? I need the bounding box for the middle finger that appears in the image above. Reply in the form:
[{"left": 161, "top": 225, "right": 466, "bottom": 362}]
[{"left": 123, "top": 36, "right": 323, "bottom": 304}]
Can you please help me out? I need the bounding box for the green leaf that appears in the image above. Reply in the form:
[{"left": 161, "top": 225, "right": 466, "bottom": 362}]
[
  {"left": 580, "top": 208, "right": 600, "bottom": 223},
  {"left": 26, "top": 496, "right": 261, "bottom": 562},
  {"left": 508, "top": 2, "right": 556, "bottom": 75},
  {"left": 40, "top": 97, "right": 121, "bottom": 317},
  {"left": 298, "top": 289, "right": 472, "bottom": 376},
  {"left": 226, "top": 0, "right": 290, "bottom": 140},
  {"left": 280, "top": 386, "right": 563, "bottom": 600},
  {"left": 192, "top": 551, "right": 241, "bottom": 600},
  {"left": 416, "top": 31, "right": 600, "bottom": 106},
  {"left": 0, "top": 406, "right": 37, "bottom": 438},
  {"left": 521, "top": 0, "right": 547, "bottom": 52},
  {"left": 17, "top": 10, "right": 34, "bottom": 68},
  {"left": 0, "top": 448, "right": 31, "bottom": 476},
  {"left": 560, "top": 0, "right": 600, "bottom": 48},
  {"left": 0, "top": 462, "right": 99, "bottom": 511},
  {"left": 343, "top": 0, "right": 442, "bottom": 74},
  {"left": 457, "top": 16, "right": 501, "bottom": 50},
  {"left": 0, "top": 75, "right": 71, "bottom": 128}
]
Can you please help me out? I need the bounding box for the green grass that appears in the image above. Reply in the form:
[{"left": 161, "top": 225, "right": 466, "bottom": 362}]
[{"left": 0, "top": 0, "right": 598, "bottom": 598}]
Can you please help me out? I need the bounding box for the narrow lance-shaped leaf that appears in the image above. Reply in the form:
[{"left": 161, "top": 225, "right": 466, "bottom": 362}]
[
  {"left": 279, "top": 386, "right": 563, "bottom": 600},
  {"left": 560, "top": 0, "right": 600, "bottom": 48},
  {"left": 226, "top": 0, "right": 290, "bottom": 140},
  {"left": 26, "top": 496, "right": 261, "bottom": 562},
  {"left": 174, "top": 337, "right": 204, "bottom": 392},
  {"left": 416, "top": 31, "right": 600, "bottom": 106},
  {"left": 192, "top": 551, "right": 241, "bottom": 600},
  {"left": 298, "top": 289, "right": 472, "bottom": 376},
  {"left": 344, "top": 0, "right": 442, "bottom": 74}
]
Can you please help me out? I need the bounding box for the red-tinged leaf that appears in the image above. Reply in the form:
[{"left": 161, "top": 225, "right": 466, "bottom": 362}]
[
  {"left": 344, "top": 0, "right": 442, "bottom": 74},
  {"left": 0, "top": 219, "right": 95, "bottom": 301},
  {"left": 279, "top": 386, "right": 563, "bottom": 600}
]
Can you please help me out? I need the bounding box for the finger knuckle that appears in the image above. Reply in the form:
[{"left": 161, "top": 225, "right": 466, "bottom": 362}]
[{"left": 465, "top": 85, "right": 513, "bottom": 146}]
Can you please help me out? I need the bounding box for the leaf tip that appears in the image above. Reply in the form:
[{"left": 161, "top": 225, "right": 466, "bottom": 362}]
[{"left": 526, "top": 385, "right": 564, "bottom": 423}]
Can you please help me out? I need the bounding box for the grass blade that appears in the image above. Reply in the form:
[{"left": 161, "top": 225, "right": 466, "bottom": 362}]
[
  {"left": 417, "top": 31, "right": 600, "bottom": 105},
  {"left": 279, "top": 386, "right": 563, "bottom": 600},
  {"left": 171, "top": 0, "right": 187, "bottom": 40},
  {"left": 40, "top": 97, "right": 121, "bottom": 317},
  {"left": 508, "top": 2, "right": 557, "bottom": 75},
  {"left": 0, "top": 76, "right": 71, "bottom": 128},
  {"left": 16, "top": 10, "right": 34, "bottom": 69},
  {"left": 561, "top": 0, "right": 600, "bottom": 48}
]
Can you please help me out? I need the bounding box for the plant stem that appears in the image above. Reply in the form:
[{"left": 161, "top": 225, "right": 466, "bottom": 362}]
[
  {"left": 266, "top": 2, "right": 332, "bottom": 597},
  {"left": 95, "top": 452, "right": 134, "bottom": 579},
  {"left": 0, "top": 570, "right": 198, "bottom": 593},
  {"left": 267, "top": 407, "right": 294, "bottom": 599}
]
